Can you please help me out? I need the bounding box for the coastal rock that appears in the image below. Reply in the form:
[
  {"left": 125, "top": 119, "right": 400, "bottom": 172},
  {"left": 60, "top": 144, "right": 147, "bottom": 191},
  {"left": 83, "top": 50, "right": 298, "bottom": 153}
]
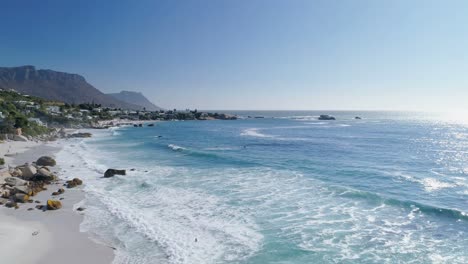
[
  {"left": 36, "top": 156, "right": 56, "bottom": 167},
  {"left": 34, "top": 168, "right": 56, "bottom": 181},
  {"left": 46, "top": 200, "right": 62, "bottom": 210},
  {"left": 68, "top": 132, "right": 92, "bottom": 138},
  {"left": 1, "top": 189, "right": 11, "bottom": 198},
  {"left": 57, "top": 188, "right": 65, "bottom": 194},
  {"left": 318, "top": 115, "right": 336, "bottom": 120},
  {"left": 18, "top": 165, "right": 37, "bottom": 179},
  {"left": 13, "top": 135, "right": 28, "bottom": 142},
  {"left": 14, "top": 186, "right": 32, "bottom": 196},
  {"left": 104, "top": 169, "right": 126, "bottom": 178},
  {"left": 9, "top": 168, "right": 23, "bottom": 177},
  {"left": 66, "top": 178, "right": 82, "bottom": 188},
  {"left": 5, "top": 177, "right": 28, "bottom": 187},
  {"left": 14, "top": 193, "right": 30, "bottom": 203},
  {"left": 5, "top": 201, "right": 17, "bottom": 208},
  {"left": 72, "top": 178, "right": 83, "bottom": 185}
]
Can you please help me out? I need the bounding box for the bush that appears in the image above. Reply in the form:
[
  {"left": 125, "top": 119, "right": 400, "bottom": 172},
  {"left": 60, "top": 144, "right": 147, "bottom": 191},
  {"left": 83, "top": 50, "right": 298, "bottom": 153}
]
[
  {"left": 22, "top": 123, "right": 51, "bottom": 137},
  {"left": 0, "top": 158, "right": 5, "bottom": 166}
]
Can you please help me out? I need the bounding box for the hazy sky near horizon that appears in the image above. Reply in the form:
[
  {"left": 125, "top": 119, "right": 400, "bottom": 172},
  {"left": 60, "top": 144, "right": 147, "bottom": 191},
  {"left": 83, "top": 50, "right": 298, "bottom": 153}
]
[{"left": 1, "top": 0, "right": 468, "bottom": 111}]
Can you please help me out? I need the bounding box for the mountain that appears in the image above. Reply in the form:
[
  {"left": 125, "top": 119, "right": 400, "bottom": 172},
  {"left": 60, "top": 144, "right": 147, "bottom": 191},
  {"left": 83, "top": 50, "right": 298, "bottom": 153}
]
[
  {"left": 0, "top": 65, "right": 143, "bottom": 110},
  {"left": 107, "top": 91, "right": 162, "bottom": 111}
]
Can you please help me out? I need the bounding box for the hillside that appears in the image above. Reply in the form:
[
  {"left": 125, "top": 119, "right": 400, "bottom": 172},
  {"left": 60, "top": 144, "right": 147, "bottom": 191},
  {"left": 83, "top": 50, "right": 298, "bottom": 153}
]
[
  {"left": 108, "top": 91, "right": 162, "bottom": 111},
  {"left": 0, "top": 66, "right": 143, "bottom": 110}
]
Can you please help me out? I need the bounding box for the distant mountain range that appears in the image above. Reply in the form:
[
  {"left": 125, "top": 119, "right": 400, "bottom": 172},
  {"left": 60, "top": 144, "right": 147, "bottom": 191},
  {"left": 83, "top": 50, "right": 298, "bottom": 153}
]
[
  {"left": 0, "top": 65, "right": 160, "bottom": 110},
  {"left": 107, "top": 91, "right": 161, "bottom": 111}
]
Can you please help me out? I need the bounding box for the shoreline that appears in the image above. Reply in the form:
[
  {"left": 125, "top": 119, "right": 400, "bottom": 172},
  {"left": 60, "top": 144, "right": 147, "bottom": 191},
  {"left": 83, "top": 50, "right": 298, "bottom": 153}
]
[{"left": 0, "top": 138, "right": 115, "bottom": 264}]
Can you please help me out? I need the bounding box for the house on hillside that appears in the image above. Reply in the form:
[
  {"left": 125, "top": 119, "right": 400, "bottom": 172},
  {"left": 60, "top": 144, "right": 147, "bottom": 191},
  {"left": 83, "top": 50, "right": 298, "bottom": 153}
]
[
  {"left": 27, "top": 118, "right": 46, "bottom": 126},
  {"left": 46, "top": 106, "right": 61, "bottom": 115}
]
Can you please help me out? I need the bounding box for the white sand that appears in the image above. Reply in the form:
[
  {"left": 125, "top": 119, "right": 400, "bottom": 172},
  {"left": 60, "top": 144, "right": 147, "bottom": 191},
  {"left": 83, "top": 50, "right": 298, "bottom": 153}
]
[
  {"left": 0, "top": 139, "right": 115, "bottom": 264},
  {"left": 0, "top": 140, "right": 43, "bottom": 166},
  {"left": 0, "top": 213, "right": 51, "bottom": 264}
]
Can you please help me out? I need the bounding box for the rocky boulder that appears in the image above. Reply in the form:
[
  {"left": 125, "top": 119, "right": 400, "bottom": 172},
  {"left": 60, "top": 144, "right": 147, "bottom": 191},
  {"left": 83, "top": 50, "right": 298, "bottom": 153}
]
[
  {"left": 36, "top": 156, "right": 56, "bottom": 167},
  {"left": 68, "top": 133, "right": 92, "bottom": 138},
  {"left": 14, "top": 186, "right": 32, "bottom": 196},
  {"left": 1, "top": 189, "right": 11, "bottom": 198},
  {"left": 33, "top": 168, "right": 56, "bottom": 181},
  {"left": 5, "top": 177, "right": 28, "bottom": 187},
  {"left": 66, "top": 178, "right": 83, "bottom": 188},
  {"left": 17, "top": 165, "right": 37, "bottom": 179},
  {"left": 104, "top": 169, "right": 126, "bottom": 178},
  {"left": 47, "top": 200, "right": 62, "bottom": 210},
  {"left": 9, "top": 168, "right": 23, "bottom": 177},
  {"left": 14, "top": 193, "right": 30, "bottom": 203},
  {"left": 5, "top": 201, "right": 17, "bottom": 208},
  {"left": 72, "top": 178, "right": 83, "bottom": 185}
]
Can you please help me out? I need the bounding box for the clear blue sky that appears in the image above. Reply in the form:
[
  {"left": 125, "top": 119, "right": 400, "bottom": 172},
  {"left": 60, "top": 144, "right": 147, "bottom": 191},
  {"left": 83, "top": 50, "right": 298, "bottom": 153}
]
[{"left": 1, "top": 0, "right": 467, "bottom": 111}]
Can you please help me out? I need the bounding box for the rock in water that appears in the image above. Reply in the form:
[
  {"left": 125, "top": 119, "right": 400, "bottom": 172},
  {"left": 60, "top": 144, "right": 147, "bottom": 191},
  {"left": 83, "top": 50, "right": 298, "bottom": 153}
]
[
  {"left": 72, "top": 178, "right": 83, "bottom": 185},
  {"left": 36, "top": 156, "right": 56, "bottom": 167},
  {"left": 318, "top": 115, "right": 336, "bottom": 120},
  {"left": 66, "top": 178, "right": 83, "bottom": 188},
  {"left": 46, "top": 200, "right": 62, "bottom": 210},
  {"left": 5, "top": 177, "right": 28, "bottom": 187},
  {"left": 104, "top": 169, "right": 126, "bottom": 178}
]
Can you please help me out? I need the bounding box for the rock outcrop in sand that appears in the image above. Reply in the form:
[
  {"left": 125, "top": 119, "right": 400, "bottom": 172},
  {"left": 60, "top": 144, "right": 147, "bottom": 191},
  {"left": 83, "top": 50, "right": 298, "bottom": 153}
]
[
  {"left": 36, "top": 156, "right": 56, "bottom": 167},
  {"left": 0, "top": 156, "right": 83, "bottom": 211}
]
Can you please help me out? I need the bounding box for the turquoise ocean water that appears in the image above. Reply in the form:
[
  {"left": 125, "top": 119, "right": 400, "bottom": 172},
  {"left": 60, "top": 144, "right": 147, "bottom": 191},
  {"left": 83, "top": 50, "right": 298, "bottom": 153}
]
[{"left": 58, "top": 111, "right": 468, "bottom": 263}]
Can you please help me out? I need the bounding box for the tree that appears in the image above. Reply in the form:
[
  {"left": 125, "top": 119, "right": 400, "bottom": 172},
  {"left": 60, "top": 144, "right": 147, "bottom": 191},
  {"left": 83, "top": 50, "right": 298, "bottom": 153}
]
[{"left": 14, "top": 116, "right": 29, "bottom": 128}]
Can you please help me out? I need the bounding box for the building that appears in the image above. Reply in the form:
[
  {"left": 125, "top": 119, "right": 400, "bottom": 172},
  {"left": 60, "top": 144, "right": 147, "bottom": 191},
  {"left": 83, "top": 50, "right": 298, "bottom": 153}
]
[
  {"left": 27, "top": 118, "right": 45, "bottom": 126},
  {"left": 46, "top": 106, "right": 61, "bottom": 114}
]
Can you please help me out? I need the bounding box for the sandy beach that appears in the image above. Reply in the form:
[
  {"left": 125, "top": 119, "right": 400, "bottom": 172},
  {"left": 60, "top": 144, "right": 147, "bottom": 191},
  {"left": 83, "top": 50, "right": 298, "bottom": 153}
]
[{"left": 0, "top": 139, "right": 114, "bottom": 264}]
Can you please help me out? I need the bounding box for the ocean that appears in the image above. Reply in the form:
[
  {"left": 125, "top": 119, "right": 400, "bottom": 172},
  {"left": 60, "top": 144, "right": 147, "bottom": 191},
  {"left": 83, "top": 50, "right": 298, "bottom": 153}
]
[{"left": 57, "top": 111, "right": 468, "bottom": 264}]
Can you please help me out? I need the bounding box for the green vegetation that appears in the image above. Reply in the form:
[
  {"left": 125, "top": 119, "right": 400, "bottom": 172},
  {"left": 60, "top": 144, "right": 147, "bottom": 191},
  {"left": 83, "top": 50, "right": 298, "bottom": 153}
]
[
  {"left": 0, "top": 158, "right": 4, "bottom": 166},
  {"left": 0, "top": 89, "right": 237, "bottom": 137}
]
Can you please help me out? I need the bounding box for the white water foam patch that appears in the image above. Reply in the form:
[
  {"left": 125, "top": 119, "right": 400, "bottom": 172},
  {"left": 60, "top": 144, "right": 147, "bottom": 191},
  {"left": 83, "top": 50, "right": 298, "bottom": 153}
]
[
  {"left": 181, "top": 167, "right": 468, "bottom": 263},
  {"left": 57, "top": 133, "right": 468, "bottom": 263},
  {"left": 386, "top": 171, "right": 456, "bottom": 192},
  {"left": 240, "top": 128, "right": 276, "bottom": 138},
  {"left": 58, "top": 140, "right": 262, "bottom": 264},
  {"left": 168, "top": 144, "right": 186, "bottom": 151}
]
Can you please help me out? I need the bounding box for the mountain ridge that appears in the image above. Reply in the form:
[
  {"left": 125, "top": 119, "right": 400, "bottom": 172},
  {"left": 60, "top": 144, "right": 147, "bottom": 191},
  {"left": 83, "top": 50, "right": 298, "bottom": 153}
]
[
  {"left": 107, "top": 90, "right": 162, "bottom": 111},
  {"left": 0, "top": 65, "right": 145, "bottom": 110}
]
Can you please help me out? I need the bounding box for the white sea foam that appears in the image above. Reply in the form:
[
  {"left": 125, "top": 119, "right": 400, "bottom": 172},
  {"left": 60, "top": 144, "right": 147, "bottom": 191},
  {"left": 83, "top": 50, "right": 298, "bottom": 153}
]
[
  {"left": 240, "top": 128, "right": 276, "bottom": 138},
  {"left": 55, "top": 129, "right": 468, "bottom": 264},
  {"left": 57, "top": 139, "right": 263, "bottom": 264},
  {"left": 421, "top": 178, "right": 455, "bottom": 191},
  {"left": 168, "top": 144, "right": 186, "bottom": 151},
  {"left": 386, "top": 171, "right": 456, "bottom": 192}
]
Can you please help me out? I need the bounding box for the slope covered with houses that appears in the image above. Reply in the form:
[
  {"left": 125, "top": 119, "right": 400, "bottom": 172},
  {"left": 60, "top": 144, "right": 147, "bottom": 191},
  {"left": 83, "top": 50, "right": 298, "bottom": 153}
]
[{"left": 0, "top": 89, "right": 236, "bottom": 138}]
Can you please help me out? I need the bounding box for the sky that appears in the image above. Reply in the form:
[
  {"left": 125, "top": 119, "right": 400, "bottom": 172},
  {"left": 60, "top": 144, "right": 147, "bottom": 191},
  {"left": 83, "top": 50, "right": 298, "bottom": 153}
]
[{"left": 1, "top": 0, "right": 468, "bottom": 111}]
